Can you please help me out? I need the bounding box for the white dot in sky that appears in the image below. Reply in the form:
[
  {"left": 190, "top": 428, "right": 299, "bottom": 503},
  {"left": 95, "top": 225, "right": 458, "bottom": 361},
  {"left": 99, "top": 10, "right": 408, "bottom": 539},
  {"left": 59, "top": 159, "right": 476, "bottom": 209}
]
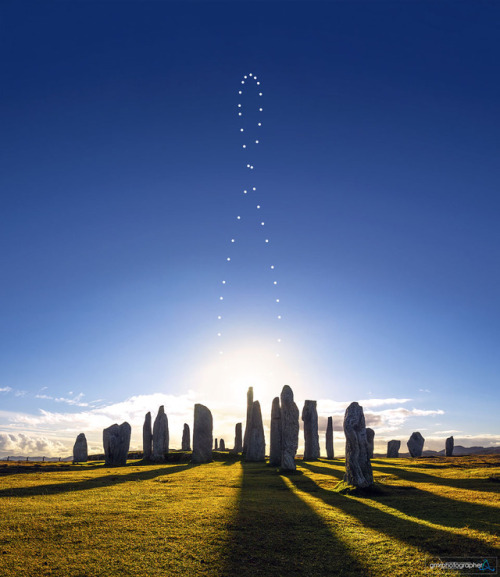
[
  {"left": 259, "top": 108, "right": 263, "bottom": 112},
  {"left": 270, "top": 265, "right": 275, "bottom": 269},
  {"left": 277, "top": 338, "right": 281, "bottom": 343},
  {"left": 252, "top": 187, "right": 256, "bottom": 191},
  {"left": 265, "top": 239, "right": 269, "bottom": 243},
  {"left": 231, "top": 239, "right": 235, "bottom": 243},
  {"left": 240, "top": 128, "right": 244, "bottom": 132},
  {"left": 258, "top": 122, "right": 262, "bottom": 126},
  {"left": 238, "top": 113, "right": 242, "bottom": 116},
  {"left": 250, "top": 165, "right": 254, "bottom": 169},
  {"left": 238, "top": 90, "right": 242, "bottom": 94},
  {"left": 242, "top": 145, "right": 246, "bottom": 148},
  {"left": 277, "top": 315, "right": 282, "bottom": 319},
  {"left": 237, "top": 216, "right": 241, "bottom": 220},
  {"left": 227, "top": 257, "right": 231, "bottom": 261},
  {"left": 217, "top": 333, "right": 222, "bottom": 337},
  {"left": 261, "top": 222, "right": 265, "bottom": 226},
  {"left": 256, "top": 205, "right": 260, "bottom": 209},
  {"left": 244, "top": 75, "right": 247, "bottom": 79},
  {"left": 257, "top": 81, "right": 260, "bottom": 85},
  {"left": 255, "top": 140, "right": 259, "bottom": 144},
  {"left": 243, "top": 190, "right": 247, "bottom": 194},
  {"left": 259, "top": 92, "right": 263, "bottom": 96},
  {"left": 220, "top": 351, "right": 223, "bottom": 355},
  {"left": 273, "top": 281, "right": 277, "bottom": 285},
  {"left": 241, "top": 81, "right": 245, "bottom": 84},
  {"left": 238, "top": 104, "right": 242, "bottom": 107},
  {"left": 220, "top": 296, "right": 224, "bottom": 300},
  {"left": 276, "top": 299, "right": 280, "bottom": 303},
  {"left": 222, "top": 280, "right": 226, "bottom": 284}
]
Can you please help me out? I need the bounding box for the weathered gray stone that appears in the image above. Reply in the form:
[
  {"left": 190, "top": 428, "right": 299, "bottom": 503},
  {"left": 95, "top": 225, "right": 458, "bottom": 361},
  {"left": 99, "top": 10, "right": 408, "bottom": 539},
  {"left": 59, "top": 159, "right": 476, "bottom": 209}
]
[
  {"left": 245, "top": 400, "right": 266, "bottom": 461},
  {"left": 152, "top": 405, "right": 169, "bottom": 462},
  {"left": 445, "top": 436, "right": 454, "bottom": 457},
  {"left": 387, "top": 439, "right": 400, "bottom": 458},
  {"left": 143, "top": 412, "right": 152, "bottom": 460},
  {"left": 242, "top": 386, "right": 254, "bottom": 455},
  {"left": 103, "top": 422, "right": 131, "bottom": 467},
  {"left": 326, "top": 416, "right": 334, "bottom": 459},
  {"left": 269, "top": 396, "right": 282, "bottom": 467},
  {"left": 343, "top": 402, "right": 374, "bottom": 488},
  {"left": 231, "top": 422, "right": 243, "bottom": 453},
  {"left": 219, "top": 439, "right": 225, "bottom": 451},
  {"left": 366, "top": 427, "right": 375, "bottom": 459},
  {"left": 192, "top": 404, "right": 213, "bottom": 464},
  {"left": 182, "top": 423, "right": 191, "bottom": 451},
  {"left": 407, "top": 432, "right": 425, "bottom": 457},
  {"left": 73, "top": 433, "right": 88, "bottom": 463},
  {"left": 280, "top": 385, "right": 299, "bottom": 471},
  {"left": 214, "top": 438, "right": 218, "bottom": 450},
  {"left": 302, "top": 400, "right": 320, "bottom": 461}
]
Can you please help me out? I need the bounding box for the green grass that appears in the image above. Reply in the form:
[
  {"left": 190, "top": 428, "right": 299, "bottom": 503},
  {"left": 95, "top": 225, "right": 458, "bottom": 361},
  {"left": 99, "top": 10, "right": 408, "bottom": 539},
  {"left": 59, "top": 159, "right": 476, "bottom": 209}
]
[{"left": 0, "top": 455, "right": 498, "bottom": 576}]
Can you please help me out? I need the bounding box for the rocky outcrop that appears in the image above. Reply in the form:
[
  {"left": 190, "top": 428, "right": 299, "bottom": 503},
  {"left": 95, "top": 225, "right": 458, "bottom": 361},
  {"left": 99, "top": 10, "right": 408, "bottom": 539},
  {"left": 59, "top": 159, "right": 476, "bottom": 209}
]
[
  {"left": 143, "top": 412, "right": 152, "bottom": 460},
  {"left": 302, "top": 400, "right": 320, "bottom": 461},
  {"left": 245, "top": 401, "right": 265, "bottom": 462},
  {"left": 343, "top": 402, "right": 373, "bottom": 488},
  {"left": 407, "top": 432, "right": 425, "bottom": 457},
  {"left": 181, "top": 423, "right": 191, "bottom": 451},
  {"left": 152, "top": 405, "right": 169, "bottom": 462},
  {"left": 103, "top": 422, "right": 131, "bottom": 467},
  {"left": 269, "top": 396, "right": 282, "bottom": 467},
  {"left": 326, "top": 417, "right": 334, "bottom": 459},
  {"left": 73, "top": 433, "right": 88, "bottom": 463},
  {"left": 192, "top": 404, "right": 213, "bottom": 464},
  {"left": 387, "top": 439, "right": 400, "bottom": 458},
  {"left": 280, "top": 385, "right": 299, "bottom": 471}
]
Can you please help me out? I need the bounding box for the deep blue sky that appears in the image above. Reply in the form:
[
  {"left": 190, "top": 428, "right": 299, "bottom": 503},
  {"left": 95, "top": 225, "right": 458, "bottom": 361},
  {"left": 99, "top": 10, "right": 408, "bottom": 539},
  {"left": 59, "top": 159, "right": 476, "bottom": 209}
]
[{"left": 1, "top": 1, "right": 499, "bottom": 454}]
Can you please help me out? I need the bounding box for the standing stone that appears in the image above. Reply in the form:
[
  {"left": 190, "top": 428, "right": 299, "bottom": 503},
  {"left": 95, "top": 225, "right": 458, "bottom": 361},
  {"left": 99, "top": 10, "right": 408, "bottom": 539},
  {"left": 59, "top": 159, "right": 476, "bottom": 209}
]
[
  {"left": 245, "top": 400, "right": 266, "bottom": 461},
  {"left": 343, "top": 402, "right": 374, "bottom": 488},
  {"left": 280, "top": 385, "right": 299, "bottom": 471},
  {"left": 219, "top": 439, "right": 225, "bottom": 451},
  {"left": 103, "top": 422, "right": 131, "bottom": 467},
  {"left": 192, "top": 404, "right": 213, "bottom": 464},
  {"left": 445, "top": 436, "right": 454, "bottom": 457},
  {"left": 181, "top": 423, "right": 191, "bottom": 451},
  {"left": 231, "top": 423, "right": 243, "bottom": 453},
  {"left": 366, "top": 427, "right": 375, "bottom": 459},
  {"left": 152, "top": 406, "right": 169, "bottom": 462},
  {"left": 242, "top": 386, "right": 254, "bottom": 455},
  {"left": 326, "top": 416, "right": 334, "bottom": 459},
  {"left": 407, "top": 432, "right": 425, "bottom": 457},
  {"left": 269, "top": 396, "right": 282, "bottom": 467},
  {"left": 387, "top": 439, "right": 401, "bottom": 458},
  {"left": 73, "top": 433, "right": 88, "bottom": 463},
  {"left": 214, "top": 438, "right": 218, "bottom": 450},
  {"left": 302, "top": 400, "right": 320, "bottom": 461},
  {"left": 143, "top": 412, "right": 152, "bottom": 461}
]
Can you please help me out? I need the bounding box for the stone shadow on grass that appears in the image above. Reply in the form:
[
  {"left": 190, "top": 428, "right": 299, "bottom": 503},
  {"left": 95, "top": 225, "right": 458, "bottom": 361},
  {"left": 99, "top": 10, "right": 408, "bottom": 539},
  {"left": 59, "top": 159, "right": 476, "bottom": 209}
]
[
  {"left": 220, "top": 462, "right": 368, "bottom": 577},
  {"left": 286, "top": 470, "right": 500, "bottom": 558},
  {"left": 0, "top": 463, "right": 193, "bottom": 499},
  {"left": 370, "top": 463, "right": 500, "bottom": 494},
  {"left": 299, "top": 461, "right": 345, "bottom": 480}
]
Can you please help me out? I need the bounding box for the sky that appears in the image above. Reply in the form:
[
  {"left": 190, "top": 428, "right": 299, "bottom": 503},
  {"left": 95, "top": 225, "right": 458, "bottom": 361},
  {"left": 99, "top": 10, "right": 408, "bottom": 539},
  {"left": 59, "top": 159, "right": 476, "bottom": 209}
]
[{"left": 1, "top": 0, "right": 499, "bottom": 458}]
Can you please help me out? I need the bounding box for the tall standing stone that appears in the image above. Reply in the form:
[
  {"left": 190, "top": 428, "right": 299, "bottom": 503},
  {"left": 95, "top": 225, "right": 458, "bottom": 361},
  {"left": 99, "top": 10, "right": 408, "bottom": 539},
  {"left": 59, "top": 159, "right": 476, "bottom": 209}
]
[
  {"left": 269, "top": 396, "right": 282, "bottom": 467},
  {"left": 103, "top": 422, "right": 131, "bottom": 467},
  {"left": 143, "top": 412, "right": 152, "bottom": 460},
  {"left": 181, "top": 423, "right": 191, "bottom": 451},
  {"left": 231, "top": 423, "right": 243, "bottom": 453},
  {"left": 366, "top": 427, "right": 375, "bottom": 459},
  {"left": 214, "top": 438, "right": 218, "bottom": 450},
  {"left": 280, "top": 385, "right": 299, "bottom": 471},
  {"left": 219, "top": 439, "right": 225, "bottom": 450},
  {"left": 387, "top": 439, "right": 401, "bottom": 458},
  {"left": 302, "top": 400, "right": 320, "bottom": 461},
  {"left": 152, "top": 405, "right": 169, "bottom": 462},
  {"left": 343, "top": 402, "right": 374, "bottom": 488},
  {"left": 407, "top": 432, "right": 425, "bottom": 457},
  {"left": 445, "top": 436, "right": 454, "bottom": 457},
  {"left": 192, "top": 404, "right": 213, "bottom": 464},
  {"left": 245, "top": 400, "right": 266, "bottom": 462},
  {"left": 326, "top": 416, "right": 334, "bottom": 459},
  {"left": 242, "top": 386, "right": 254, "bottom": 456},
  {"left": 73, "top": 433, "right": 88, "bottom": 463}
]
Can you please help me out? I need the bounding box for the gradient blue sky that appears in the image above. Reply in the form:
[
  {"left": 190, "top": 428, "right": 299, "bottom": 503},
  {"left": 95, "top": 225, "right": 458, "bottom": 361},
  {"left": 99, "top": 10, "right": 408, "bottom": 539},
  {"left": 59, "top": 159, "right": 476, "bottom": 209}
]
[{"left": 1, "top": 1, "right": 499, "bottom": 456}]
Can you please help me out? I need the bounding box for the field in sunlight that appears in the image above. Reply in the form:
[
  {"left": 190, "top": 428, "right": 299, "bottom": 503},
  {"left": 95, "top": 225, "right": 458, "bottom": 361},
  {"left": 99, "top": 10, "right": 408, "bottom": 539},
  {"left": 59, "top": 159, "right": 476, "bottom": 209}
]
[{"left": 0, "top": 454, "right": 498, "bottom": 576}]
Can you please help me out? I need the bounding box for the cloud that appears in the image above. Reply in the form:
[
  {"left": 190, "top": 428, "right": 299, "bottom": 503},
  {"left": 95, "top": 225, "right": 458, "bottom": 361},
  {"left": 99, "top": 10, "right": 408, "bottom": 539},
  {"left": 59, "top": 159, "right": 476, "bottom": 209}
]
[
  {"left": 0, "top": 432, "right": 67, "bottom": 457},
  {"left": 419, "top": 388, "right": 431, "bottom": 393},
  {"left": 0, "top": 387, "right": 13, "bottom": 393}
]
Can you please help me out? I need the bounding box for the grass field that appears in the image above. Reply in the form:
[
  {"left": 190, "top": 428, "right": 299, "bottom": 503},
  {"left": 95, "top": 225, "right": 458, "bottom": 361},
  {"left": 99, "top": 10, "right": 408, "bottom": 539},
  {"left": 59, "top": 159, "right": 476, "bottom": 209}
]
[{"left": 0, "top": 454, "right": 498, "bottom": 576}]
